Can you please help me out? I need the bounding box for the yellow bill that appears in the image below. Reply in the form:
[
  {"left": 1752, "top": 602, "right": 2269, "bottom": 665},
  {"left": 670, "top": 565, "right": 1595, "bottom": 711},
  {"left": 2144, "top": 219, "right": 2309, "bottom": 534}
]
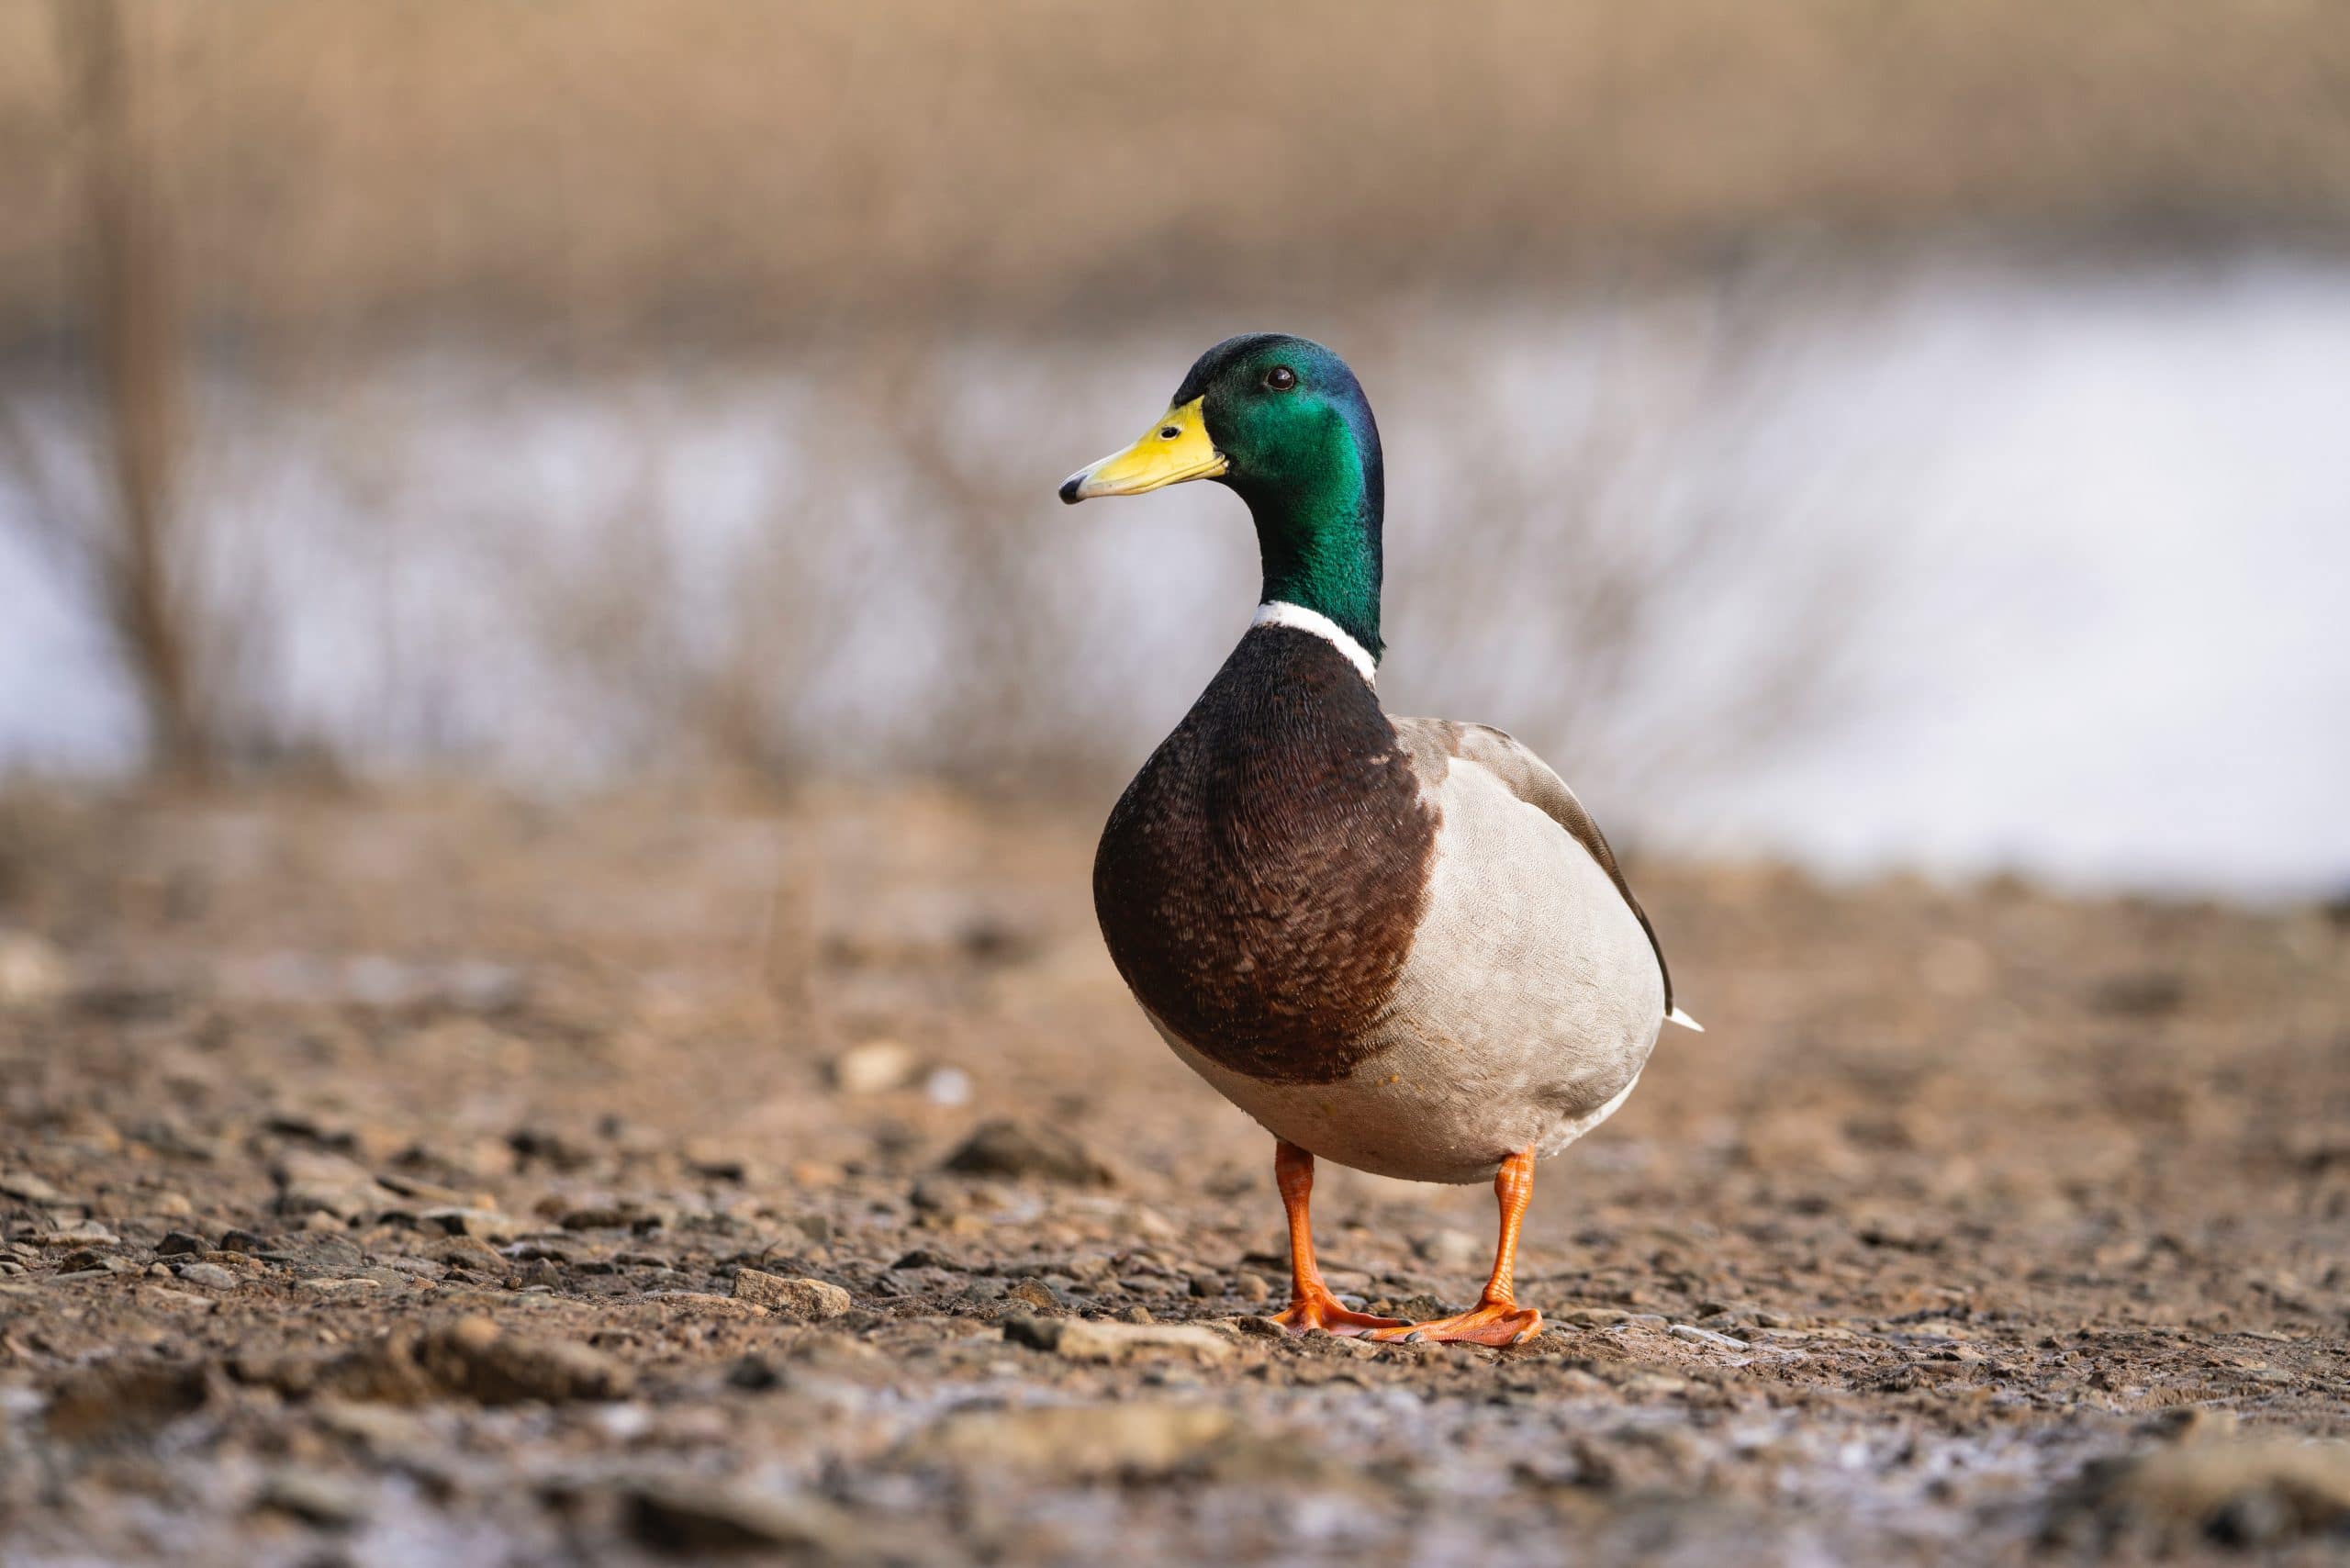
[{"left": 1058, "top": 396, "right": 1227, "bottom": 504}]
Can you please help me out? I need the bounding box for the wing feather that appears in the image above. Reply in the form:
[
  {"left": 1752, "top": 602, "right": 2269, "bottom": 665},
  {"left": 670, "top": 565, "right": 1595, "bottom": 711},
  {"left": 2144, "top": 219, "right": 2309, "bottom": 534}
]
[{"left": 1393, "top": 718, "right": 1684, "bottom": 1020}]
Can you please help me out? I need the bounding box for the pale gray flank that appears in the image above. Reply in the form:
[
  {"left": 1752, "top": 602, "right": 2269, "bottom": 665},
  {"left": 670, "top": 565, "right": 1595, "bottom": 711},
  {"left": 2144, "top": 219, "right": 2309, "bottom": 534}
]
[{"left": 1154, "top": 717, "right": 1666, "bottom": 1184}]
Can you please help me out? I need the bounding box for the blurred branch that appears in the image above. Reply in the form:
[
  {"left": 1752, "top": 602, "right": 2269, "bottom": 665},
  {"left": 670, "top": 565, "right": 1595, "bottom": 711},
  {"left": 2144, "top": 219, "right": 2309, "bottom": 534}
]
[
  {"left": 0, "top": 393, "right": 81, "bottom": 573},
  {"left": 1393, "top": 288, "right": 1868, "bottom": 801},
  {"left": 58, "top": 0, "right": 205, "bottom": 778}
]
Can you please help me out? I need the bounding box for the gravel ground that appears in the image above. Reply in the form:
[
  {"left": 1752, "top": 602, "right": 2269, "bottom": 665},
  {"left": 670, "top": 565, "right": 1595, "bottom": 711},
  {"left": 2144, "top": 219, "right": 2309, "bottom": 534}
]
[{"left": 1, "top": 786, "right": 2345, "bottom": 1566}]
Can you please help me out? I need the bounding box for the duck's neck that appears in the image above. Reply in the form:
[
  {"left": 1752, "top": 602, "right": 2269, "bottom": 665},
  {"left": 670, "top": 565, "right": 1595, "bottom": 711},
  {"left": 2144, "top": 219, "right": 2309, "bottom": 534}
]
[{"left": 1237, "top": 425, "right": 1384, "bottom": 665}]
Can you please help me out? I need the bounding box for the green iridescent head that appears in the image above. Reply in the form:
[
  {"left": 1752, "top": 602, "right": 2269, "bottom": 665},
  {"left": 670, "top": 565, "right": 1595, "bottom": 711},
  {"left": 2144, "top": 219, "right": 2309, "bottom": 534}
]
[{"left": 1060, "top": 333, "right": 1386, "bottom": 660}]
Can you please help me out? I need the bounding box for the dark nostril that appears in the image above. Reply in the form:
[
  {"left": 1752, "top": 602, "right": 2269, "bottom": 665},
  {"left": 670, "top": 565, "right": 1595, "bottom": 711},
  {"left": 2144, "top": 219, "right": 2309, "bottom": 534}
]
[{"left": 1159, "top": 426, "right": 1180, "bottom": 439}]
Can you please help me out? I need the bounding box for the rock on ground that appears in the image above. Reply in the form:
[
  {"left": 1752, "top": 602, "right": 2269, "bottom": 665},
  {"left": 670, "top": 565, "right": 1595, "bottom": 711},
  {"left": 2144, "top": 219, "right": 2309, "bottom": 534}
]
[{"left": 731, "top": 1269, "right": 852, "bottom": 1319}]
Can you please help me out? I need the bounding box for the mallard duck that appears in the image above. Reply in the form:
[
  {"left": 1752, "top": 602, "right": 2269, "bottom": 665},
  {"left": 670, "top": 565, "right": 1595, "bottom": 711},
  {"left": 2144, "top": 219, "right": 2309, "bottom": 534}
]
[{"left": 1060, "top": 333, "right": 1699, "bottom": 1346}]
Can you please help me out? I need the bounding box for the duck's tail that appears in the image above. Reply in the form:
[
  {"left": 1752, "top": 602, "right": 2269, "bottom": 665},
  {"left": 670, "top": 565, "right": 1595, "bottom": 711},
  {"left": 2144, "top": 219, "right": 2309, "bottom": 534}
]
[{"left": 1666, "top": 1006, "right": 1705, "bottom": 1033}]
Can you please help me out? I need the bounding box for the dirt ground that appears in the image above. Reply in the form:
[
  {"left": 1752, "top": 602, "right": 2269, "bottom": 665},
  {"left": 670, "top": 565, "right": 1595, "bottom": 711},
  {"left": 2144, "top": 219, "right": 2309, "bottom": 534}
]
[{"left": 0, "top": 786, "right": 2345, "bottom": 1566}]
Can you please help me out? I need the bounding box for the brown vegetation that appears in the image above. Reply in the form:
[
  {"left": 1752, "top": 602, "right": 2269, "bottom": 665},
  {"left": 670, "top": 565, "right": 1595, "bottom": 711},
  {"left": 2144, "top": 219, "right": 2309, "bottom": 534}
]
[{"left": 3, "top": 0, "right": 2348, "bottom": 343}]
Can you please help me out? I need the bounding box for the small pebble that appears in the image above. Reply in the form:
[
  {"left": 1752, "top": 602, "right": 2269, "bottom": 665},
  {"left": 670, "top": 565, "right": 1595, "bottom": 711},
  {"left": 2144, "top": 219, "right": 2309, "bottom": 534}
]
[
  {"left": 830, "top": 1039, "right": 919, "bottom": 1095},
  {"left": 732, "top": 1268, "right": 853, "bottom": 1320},
  {"left": 1670, "top": 1323, "right": 1750, "bottom": 1350}
]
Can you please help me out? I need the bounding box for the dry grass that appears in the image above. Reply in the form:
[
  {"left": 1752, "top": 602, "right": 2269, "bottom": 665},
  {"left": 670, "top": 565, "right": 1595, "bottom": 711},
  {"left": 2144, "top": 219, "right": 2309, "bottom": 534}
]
[{"left": 4, "top": 0, "right": 2348, "bottom": 342}]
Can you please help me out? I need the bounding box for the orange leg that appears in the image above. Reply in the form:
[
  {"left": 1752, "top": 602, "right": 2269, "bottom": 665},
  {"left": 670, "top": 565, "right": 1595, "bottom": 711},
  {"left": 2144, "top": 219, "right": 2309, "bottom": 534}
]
[
  {"left": 1370, "top": 1146, "right": 1544, "bottom": 1347},
  {"left": 1267, "top": 1141, "right": 1407, "bottom": 1337}
]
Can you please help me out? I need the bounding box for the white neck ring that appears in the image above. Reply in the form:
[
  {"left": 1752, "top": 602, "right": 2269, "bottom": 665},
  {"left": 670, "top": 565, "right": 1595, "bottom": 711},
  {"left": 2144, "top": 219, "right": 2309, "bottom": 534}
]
[{"left": 1251, "top": 600, "right": 1377, "bottom": 686}]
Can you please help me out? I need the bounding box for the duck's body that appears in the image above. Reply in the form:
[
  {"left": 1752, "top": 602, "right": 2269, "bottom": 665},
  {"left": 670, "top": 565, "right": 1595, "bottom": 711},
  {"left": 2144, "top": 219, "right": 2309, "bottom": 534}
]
[
  {"left": 1096, "top": 612, "right": 1665, "bottom": 1185},
  {"left": 1062, "top": 333, "right": 1692, "bottom": 1346}
]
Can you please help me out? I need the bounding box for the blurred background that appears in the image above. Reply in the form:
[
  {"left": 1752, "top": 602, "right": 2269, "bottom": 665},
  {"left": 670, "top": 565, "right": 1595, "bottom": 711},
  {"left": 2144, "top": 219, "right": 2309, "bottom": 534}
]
[
  {"left": 4, "top": 0, "right": 2347, "bottom": 894},
  {"left": 6, "top": 13, "right": 2350, "bottom": 1561}
]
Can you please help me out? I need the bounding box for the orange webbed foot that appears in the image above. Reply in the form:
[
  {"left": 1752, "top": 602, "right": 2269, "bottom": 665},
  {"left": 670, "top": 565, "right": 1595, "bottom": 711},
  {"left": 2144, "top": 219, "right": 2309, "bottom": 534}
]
[
  {"left": 1269, "top": 1287, "right": 1409, "bottom": 1338},
  {"left": 1367, "top": 1299, "right": 1543, "bottom": 1347}
]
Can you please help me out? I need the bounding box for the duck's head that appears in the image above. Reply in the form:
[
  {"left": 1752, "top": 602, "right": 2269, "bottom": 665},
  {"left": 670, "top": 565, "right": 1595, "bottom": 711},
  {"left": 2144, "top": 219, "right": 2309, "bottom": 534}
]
[{"left": 1060, "top": 333, "right": 1386, "bottom": 660}]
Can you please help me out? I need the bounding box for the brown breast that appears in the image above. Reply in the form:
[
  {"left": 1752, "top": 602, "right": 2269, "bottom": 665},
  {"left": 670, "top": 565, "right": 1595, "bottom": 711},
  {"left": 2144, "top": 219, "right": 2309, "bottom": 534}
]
[{"left": 1092, "top": 626, "right": 1438, "bottom": 1086}]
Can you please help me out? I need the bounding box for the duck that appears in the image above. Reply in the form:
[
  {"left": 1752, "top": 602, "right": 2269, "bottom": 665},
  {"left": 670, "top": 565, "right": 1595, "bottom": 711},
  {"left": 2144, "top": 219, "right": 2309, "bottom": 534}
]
[{"left": 1060, "top": 333, "right": 1700, "bottom": 1347}]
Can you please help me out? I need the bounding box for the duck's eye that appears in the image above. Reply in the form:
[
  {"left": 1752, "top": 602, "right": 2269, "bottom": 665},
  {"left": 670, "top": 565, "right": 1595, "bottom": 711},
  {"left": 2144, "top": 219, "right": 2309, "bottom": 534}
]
[{"left": 1266, "top": 366, "right": 1298, "bottom": 391}]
